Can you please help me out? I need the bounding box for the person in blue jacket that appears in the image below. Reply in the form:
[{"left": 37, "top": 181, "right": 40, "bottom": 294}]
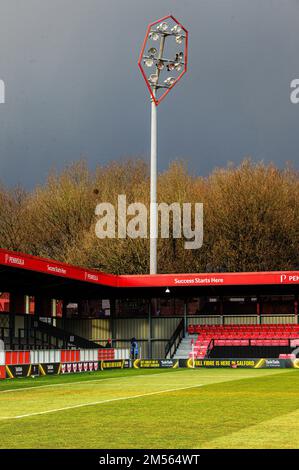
[{"left": 130, "top": 337, "right": 138, "bottom": 360}]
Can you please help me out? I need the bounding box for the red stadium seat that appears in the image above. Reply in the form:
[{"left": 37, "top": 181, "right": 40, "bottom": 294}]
[{"left": 189, "top": 323, "right": 295, "bottom": 359}]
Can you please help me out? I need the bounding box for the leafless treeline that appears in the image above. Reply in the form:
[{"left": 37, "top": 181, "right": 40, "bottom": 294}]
[{"left": 0, "top": 158, "right": 298, "bottom": 274}]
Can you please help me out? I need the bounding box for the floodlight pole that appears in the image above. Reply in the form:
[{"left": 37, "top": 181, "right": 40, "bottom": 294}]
[
  {"left": 150, "top": 93, "right": 157, "bottom": 275},
  {"left": 149, "top": 35, "right": 165, "bottom": 275}
]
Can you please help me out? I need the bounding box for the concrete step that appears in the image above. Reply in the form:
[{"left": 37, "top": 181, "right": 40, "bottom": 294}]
[{"left": 170, "top": 334, "right": 199, "bottom": 360}]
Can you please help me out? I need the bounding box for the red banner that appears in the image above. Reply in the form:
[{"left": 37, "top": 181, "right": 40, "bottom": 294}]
[{"left": 1, "top": 248, "right": 298, "bottom": 289}]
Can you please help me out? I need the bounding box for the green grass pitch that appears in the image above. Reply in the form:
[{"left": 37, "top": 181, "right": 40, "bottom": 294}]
[{"left": 0, "top": 368, "right": 298, "bottom": 449}]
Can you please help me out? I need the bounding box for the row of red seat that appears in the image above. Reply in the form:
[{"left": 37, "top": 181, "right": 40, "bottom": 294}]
[
  {"left": 189, "top": 337, "right": 291, "bottom": 359},
  {"left": 188, "top": 324, "right": 299, "bottom": 335},
  {"left": 188, "top": 324, "right": 299, "bottom": 334},
  {"left": 191, "top": 324, "right": 299, "bottom": 328},
  {"left": 213, "top": 339, "right": 289, "bottom": 347},
  {"left": 188, "top": 324, "right": 297, "bottom": 359},
  {"left": 199, "top": 331, "right": 299, "bottom": 339}
]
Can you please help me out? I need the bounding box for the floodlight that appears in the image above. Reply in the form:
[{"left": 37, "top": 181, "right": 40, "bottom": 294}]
[
  {"left": 175, "top": 35, "right": 183, "bottom": 44},
  {"left": 158, "top": 22, "right": 168, "bottom": 32},
  {"left": 144, "top": 58, "right": 154, "bottom": 67},
  {"left": 171, "top": 25, "right": 182, "bottom": 34},
  {"left": 149, "top": 31, "right": 159, "bottom": 41},
  {"left": 148, "top": 47, "right": 157, "bottom": 56},
  {"left": 164, "top": 77, "right": 175, "bottom": 86},
  {"left": 149, "top": 74, "right": 159, "bottom": 84},
  {"left": 167, "top": 63, "right": 176, "bottom": 71},
  {"left": 138, "top": 15, "right": 188, "bottom": 274}
]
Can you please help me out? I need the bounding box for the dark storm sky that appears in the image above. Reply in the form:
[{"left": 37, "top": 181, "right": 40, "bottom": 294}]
[{"left": 0, "top": 0, "right": 298, "bottom": 187}]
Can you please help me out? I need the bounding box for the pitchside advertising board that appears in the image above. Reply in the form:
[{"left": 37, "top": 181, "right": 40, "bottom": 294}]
[
  {"left": 60, "top": 361, "right": 129, "bottom": 373},
  {"left": 2, "top": 360, "right": 131, "bottom": 378},
  {"left": 53, "top": 360, "right": 129, "bottom": 374},
  {"left": 2, "top": 358, "right": 299, "bottom": 378},
  {"left": 133, "top": 358, "right": 299, "bottom": 369},
  {"left": 133, "top": 359, "right": 179, "bottom": 369},
  {"left": 100, "top": 360, "right": 130, "bottom": 370},
  {"left": 180, "top": 358, "right": 297, "bottom": 368},
  {"left": 5, "top": 364, "right": 35, "bottom": 378}
]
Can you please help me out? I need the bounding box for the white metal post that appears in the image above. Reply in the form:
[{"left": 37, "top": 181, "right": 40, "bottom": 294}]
[
  {"left": 150, "top": 95, "right": 157, "bottom": 275},
  {"left": 191, "top": 339, "right": 195, "bottom": 369},
  {"left": 149, "top": 33, "right": 165, "bottom": 275}
]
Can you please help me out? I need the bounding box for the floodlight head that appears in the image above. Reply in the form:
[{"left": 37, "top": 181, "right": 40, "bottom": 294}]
[
  {"left": 149, "top": 74, "right": 159, "bottom": 84},
  {"left": 149, "top": 31, "right": 159, "bottom": 41},
  {"left": 167, "top": 63, "right": 176, "bottom": 71},
  {"left": 164, "top": 77, "right": 176, "bottom": 87},
  {"left": 138, "top": 14, "right": 188, "bottom": 105},
  {"left": 144, "top": 58, "right": 154, "bottom": 67},
  {"left": 171, "top": 25, "right": 182, "bottom": 34},
  {"left": 157, "top": 22, "right": 168, "bottom": 32},
  {"left": 148, "top": 47, "right": 157, "bottom": 56}
]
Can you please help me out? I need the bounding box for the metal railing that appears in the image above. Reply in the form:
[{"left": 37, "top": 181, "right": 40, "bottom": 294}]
[{"left": 165, "top": 318, "right": 184, "bottom": 359}]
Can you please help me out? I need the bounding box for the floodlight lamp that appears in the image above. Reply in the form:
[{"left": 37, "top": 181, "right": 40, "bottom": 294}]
[
  {"left": 175, "top": 62, "right": 182, "bottom": 72},
  {"left": 164, "top": 77, "right": 175, "bottom": 86},
  {"left": 149, "top": 31, "right": 159, "bottom": 41},
  {"left": 149, "top": 74, "right": 159, "bottom": 84},
  {"left": 157, "top": 61, "right": 164, "bottom": 70},
  {"left": 177, "top": 52, "right": 184, "bottom": 62},
  {"left": 175, "top": 35, "right": 183, "bottom": 44},
  {"left": 148, "top": 47, "right": 157, "bottom": 57},
  {"left": 171, "top": 25, "right": 182, "bottom": 34},
  {"left": 167, "top": 63, "right": 176, "bottom": 71},
  {"left": 158, "top": 22, "right": 168, "bottom": 32},
  {"left": 144, "top": 58, "right": 154, "bottom": 67}
]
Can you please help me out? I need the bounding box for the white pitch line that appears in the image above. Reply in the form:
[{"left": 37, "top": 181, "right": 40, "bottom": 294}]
[
  {"left": 0, "top": 369, "right": 278, "bottom": 395},
  {"left": 0, "top": 384, "right": 203, "bottom": 421},
  {"left": 0, "top": 370, "right": 187, "bottom": 394}
]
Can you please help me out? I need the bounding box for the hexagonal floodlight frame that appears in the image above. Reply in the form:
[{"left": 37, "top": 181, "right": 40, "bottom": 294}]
[{"left": 138, "top": 14, "right": 188, "bottom": 106}]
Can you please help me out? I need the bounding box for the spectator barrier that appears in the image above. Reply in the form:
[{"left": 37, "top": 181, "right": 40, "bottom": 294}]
[{"left": 0, "top": 348, "right": 130, "bottom": 379}]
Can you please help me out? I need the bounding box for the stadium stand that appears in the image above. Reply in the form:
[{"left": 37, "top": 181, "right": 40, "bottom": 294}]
[
  {"left": 0, "top": 319, "right": 99, "bottom": 351},
  {"left": 187, "top": 324, "right": 299, "bottom": 359}
]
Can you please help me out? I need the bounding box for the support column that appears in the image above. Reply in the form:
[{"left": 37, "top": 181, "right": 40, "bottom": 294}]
[
  {"left": 294, "top": 296, "right": 298, "bottom": 324},
  {"left": 220, "top": 297, "right": 224, "bottom": 325},
  {"left": 183, "top": 299, "right": 188, "bottom": 336},
  {"left": 257, "top": 299, "right": 261, "bottom": 325},
  {"left": 110, "top": 298, "right": 116, "bottom": 348},
  {"left": 52, "top": 299, "right": 57, "bottom": 327},
  {"left": 148, "top": 301, "right": 152, "bottom": 359}
]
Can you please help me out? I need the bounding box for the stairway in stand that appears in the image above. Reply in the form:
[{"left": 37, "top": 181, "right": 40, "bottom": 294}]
[{"left": 173, "top": 334, "right": 197, "bottom": 359}]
